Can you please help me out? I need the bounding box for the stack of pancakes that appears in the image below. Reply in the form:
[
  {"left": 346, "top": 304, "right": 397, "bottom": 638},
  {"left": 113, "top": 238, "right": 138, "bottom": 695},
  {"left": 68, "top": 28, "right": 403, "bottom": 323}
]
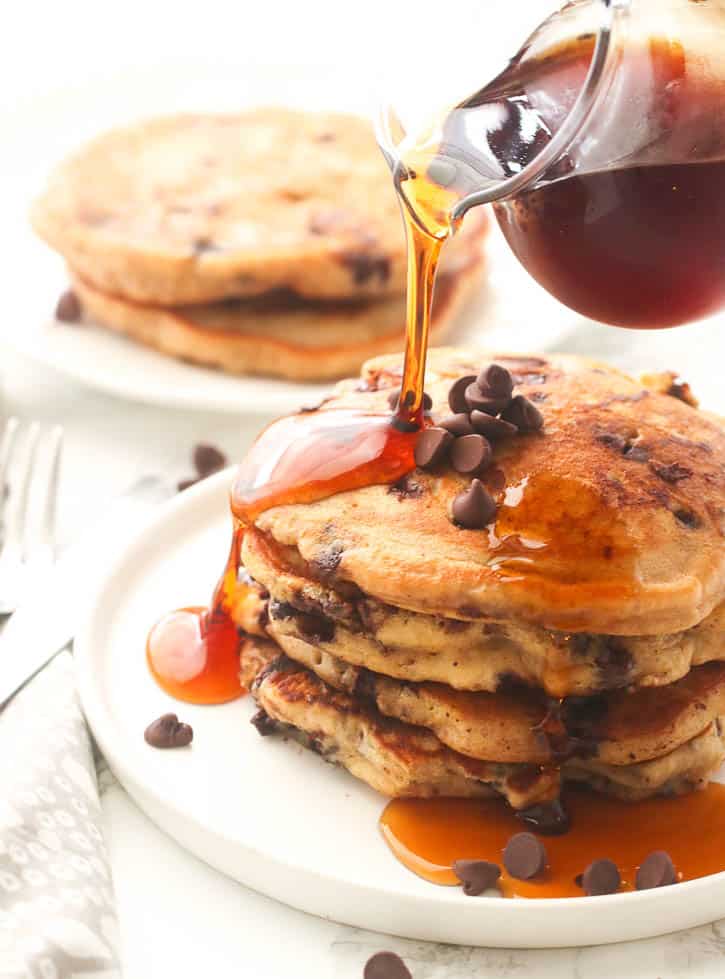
[
  {"left": 31, "top": 110, "right": 487, "bottom": 381},
  {"left": 233, "top": 348, "right": 725, "bottom": 826}
]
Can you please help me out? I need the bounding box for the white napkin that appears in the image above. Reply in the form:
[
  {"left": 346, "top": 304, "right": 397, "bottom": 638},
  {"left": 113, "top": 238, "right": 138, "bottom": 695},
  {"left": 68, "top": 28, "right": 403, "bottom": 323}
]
[{"left": 0, "top": 651, "right": 121, "bottom": 978}]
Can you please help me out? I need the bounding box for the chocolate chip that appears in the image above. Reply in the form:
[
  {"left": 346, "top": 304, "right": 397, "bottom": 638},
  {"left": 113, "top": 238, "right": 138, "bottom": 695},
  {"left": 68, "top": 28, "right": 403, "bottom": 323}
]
[
  {"left": 177, "top": 477, "right": 198, "bottom": 493},
  {"left": 581, "top": 859, "right": 620, "bottom": 896},
  {"left": 448, "top": 375, "right": 477, "bottom": 413},
  {"left": 250, "top": 709, "right": 276, "bottom": 736},
  {"left": 438, "top": 413, "right": 474, "bottom": 436},
  {"left": 450, "top": 434, "right": 492, "bottom": 476},
  {"left": 518, "top": 799, "right": 570, "bottom": 835},
  {"left": 144, "top": 713, "right": 193, "bottom": 749},
  {"left": 464, "top": 384, "right": 509, "bottom": 416},
  {"left": 470, "top": 412, "right": 518, "bottom": 440},
  {"left": 501, "top": 395, "right": 544, "bottom": 431},
  {"left": 451, "top": 478, "right": 497, "bottom": 529},
  {"left": 193, "top": 443, "right": 227, "bottom": 477},
  {"left": 388, "top": 389, "right": 432, "bottom": 412},
  {"left": 363, "top": 951, "right": 412, "bottom": 979},
  {"left": 452, "top": 859, "right": 501, "bottom": 895},
  {"left": 623, "top": 444, "right": 649, "bottom": 462},
  {"left": 503, "top": 832, "right": 547, "bottom": 880},
  {"left": 674, "top": 507, "right": 700, "bottom": 528},
  {"left": 340, "top": 252, "right": 391, "bottom": 285},
  {"left": 636, "top": 851, "right": 677, "bottom": 890},
  {"left": 667, "top": 378, "right": 698, "bottom": 407},
  {"left": 651, "top": 461, "right": 692, "bottom": 483},
  {"left": 414, "top": 427, "right": 453, "bottom": 470},
  {"left": 477, "top": 364, "right": 513, "bottom": 399},
  {"left": 55, "top": 289, "right": 82, "bottom": 323},
  {"left": 192, "top": 236, "right": 219, "bottom": 254}
]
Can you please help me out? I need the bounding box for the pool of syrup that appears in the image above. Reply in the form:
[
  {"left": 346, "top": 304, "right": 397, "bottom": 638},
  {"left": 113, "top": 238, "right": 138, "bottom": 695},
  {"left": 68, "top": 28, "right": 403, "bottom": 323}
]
[{"left": 381, "top": 785, "right": 725, "bottom": 898}]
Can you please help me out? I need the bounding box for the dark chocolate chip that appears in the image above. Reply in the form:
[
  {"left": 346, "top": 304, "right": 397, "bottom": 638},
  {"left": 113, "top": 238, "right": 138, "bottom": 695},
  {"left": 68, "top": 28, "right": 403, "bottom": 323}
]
[
  {"left": 451, "top": 478, "right": 497, "bottom": 529},
  {"left": 250, "top": 709, "right": 276, "bottom": 736},
  {"left": 651, "top": 461, "right": 692, "bottom": 483},
  {"left": 388, "top": 389, "right": 432, "bottom": 411},
  {"left": 518, "top": 799, "right": 570, "bottom": 835},
  {"left": 503, "top": 832, "right": 547, "bottom": 880},
  {"left": 363, "top": 951, "right": 412, "bottom": 979},
  {"left": 597, "top": 432, "right": 629, "bottom": 453},
  {"left": 574, "top": 873, "right": 584, "bottom": 888},
  {"left": 581, "top": 859, "right": 621, "bottom": 896},
  {"left": 177, "top": 477, "right": 198, "bottom": 493},
  {"left": 144, "top": 713, "right": 193, "bottom": 749},
  {"left": 501, "top": 395, "right": 544, "bottom": 432},
  {"left": 448, "top": 375, "right": 477, "bottom": 413},
  {"left": 193, "top": 443, "right": 227, "bottom": 477},
  {"left": 464, "top": 384, "right": 509, "bottom": 416},
  {"left": 636, "top": 851, "right": 677, "bottom": 890},
  {"left": 452, "top": 859, "right": 501, "bottom": 896},
  {"left": 673, "top": 507, "right": 701, "bottom": 528},
  {"left": 414, "top": 427, "right": 453, "bottom": 470},
  {"left": 340, "top": 252, "right": 391, "bottom": 285},
  {"left": 192, "top": 236, "right": 219, "bottom": 254},
  {"left": 470, "top": 411, "right": 518, "bottom": 440},
  {"left": 388, "top": 475, "right": 424, "bottom": 499},
  {"left": 450, "top": 434, "right": 492, "bottom": 476},
  {"left": 438, "top": 413, "right": 475, "bottom": 436},
  {"left": 623, "top": 444, "right": 649, "bottom": 462},
  {"left": 477, "top": 364, "right": 514, "bottom": 399},
  {"left": 55, "top": 289, "right": 82, "bottom": 323}
]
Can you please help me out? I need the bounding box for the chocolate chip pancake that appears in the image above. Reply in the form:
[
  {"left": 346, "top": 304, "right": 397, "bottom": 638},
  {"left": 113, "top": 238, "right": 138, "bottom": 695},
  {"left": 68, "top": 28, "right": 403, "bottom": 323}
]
[
  {"left": 32, "top": 110, "right": 481, "bottom": 305},
  {"left": 241, "top": 637, "right": 725, "bottom": 809},
  {"left": 66, "top": 228, "right": 486, "bottom": 382},
  {"left": 251, "top": 349, "right": 725, "bottom": 636}
]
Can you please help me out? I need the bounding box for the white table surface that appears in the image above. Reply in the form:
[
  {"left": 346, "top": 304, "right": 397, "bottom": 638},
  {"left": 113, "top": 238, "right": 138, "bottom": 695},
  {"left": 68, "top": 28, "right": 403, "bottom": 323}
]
[{"left": 3, "top": 309, "right": 725, "bottom": 978}]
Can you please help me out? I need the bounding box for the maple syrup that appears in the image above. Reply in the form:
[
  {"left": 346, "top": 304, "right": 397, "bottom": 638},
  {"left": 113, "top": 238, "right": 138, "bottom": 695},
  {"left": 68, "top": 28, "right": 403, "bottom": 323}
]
[{"left": 380, "top": 785, "right": 725, "bottom": 898}]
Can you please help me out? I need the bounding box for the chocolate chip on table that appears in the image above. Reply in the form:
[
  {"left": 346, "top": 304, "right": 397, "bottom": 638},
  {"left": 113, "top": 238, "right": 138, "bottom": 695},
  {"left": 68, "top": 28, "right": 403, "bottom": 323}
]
[
  {"left": 193, "top": 443, "right": 228, "bottom": 477},
  {"left": 55, "top": 289, "right": 82, "bottom": 323},
  {"left": 477, "top": 364, "right": 514, "bottom": 400},
  {"left": 503, "top": 832, "right": 548, "bottom": 880},
  {"left": 470, "top": 411, "right": 518, "bottom": 440},
  {"left": 636, "top": 851, "right": 677, "bottom": 890},
  {"left": 144, "top": 713, "right": 193, "bottom": 749},
  {"left": 464, "top": 383, "right": 509, "bottom": 416},
  {"left": 450, "top": 434, "right": 492, "bottom": 476},
  {"left": 448, "top": 375, "right": 477, "bottom": 413},
  {"left": 363, "top": 951, "right": 412, "bottom": 979},
  {"left": 452, "top": 859, "right": 501, "bottom": 896},
  {"left": 438, "top": 413, "right": 475, "bottom": 436},
  {"left": 501, "top": 395, "right": 544, "bottom": 432},
  {"left": 414, "top": 427, "right": 453, "bottom": 470},
  {"left": 451, "top": 479, "right": 497, "bottom": 529},
  {"left": 580, "top": 859, "right": 621, "bottom": 896}
]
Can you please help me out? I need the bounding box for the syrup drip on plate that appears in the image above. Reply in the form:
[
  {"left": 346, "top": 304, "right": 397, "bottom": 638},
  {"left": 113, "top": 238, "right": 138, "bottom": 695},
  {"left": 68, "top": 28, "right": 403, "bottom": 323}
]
[{"left": 380, "top": 785, "right": 725, "bottom": 898}]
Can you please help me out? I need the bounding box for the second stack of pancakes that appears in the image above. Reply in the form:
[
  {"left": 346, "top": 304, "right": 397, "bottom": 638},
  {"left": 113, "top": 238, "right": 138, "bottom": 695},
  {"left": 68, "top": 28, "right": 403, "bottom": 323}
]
[{"left": 234, "top": 348, "right": 725, "bottom": 828}]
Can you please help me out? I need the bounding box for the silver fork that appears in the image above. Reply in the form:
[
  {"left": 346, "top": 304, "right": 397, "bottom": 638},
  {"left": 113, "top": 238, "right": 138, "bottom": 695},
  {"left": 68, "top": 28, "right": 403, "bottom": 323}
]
[{"left": 0, "top": 418, "right": 63, "bottom": 616}]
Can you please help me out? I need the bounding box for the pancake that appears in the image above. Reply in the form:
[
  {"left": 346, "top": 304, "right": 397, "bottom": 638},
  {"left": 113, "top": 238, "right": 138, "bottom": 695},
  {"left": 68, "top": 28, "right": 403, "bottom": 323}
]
[
  {"left": 243, "top": 525, "right": 725, "bottom": 697},
  {"left": 32, "top": 110, "right": 486, "bottom": 305},
  {"left": 252, "top": 348, "right": 725, "bottom": 636},
  {"left": 66, "top": 229, "right": 485, "bottom": 382},
  {"left": 241, "top": 637, "right": 725, "bottom": 808}
]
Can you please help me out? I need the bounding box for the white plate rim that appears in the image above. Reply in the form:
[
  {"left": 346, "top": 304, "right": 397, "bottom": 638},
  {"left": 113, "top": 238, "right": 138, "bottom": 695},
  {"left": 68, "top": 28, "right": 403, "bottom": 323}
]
[{"left": 75, "top": 471, "right": 725, "bottom": 948}]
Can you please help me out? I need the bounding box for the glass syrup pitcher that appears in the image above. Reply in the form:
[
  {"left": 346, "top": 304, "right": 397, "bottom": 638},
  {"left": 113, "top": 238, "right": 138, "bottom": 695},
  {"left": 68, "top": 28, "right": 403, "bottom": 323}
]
[{"left": 377, "top": 0, "right": 725, "bottom": 329}]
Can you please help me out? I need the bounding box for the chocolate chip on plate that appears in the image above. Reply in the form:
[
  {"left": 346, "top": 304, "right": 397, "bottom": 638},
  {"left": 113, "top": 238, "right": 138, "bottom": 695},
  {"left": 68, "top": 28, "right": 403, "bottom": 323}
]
[
  {"left": 448, "top": 375, "right": 477, "bottom": 414},
  {"left": 363, "top": 951, "right": 412, "bottom": 979},
  {"left": 414, "top": 427, "right": 453, "bottom": 470},
  {"left": 477, "top": 364, "right": 514, "bottom": 399},
  {"left": 501, "top": 395, "right": 544, "bottom": 432},
  {"left": 193, "top": 443, "right": 228, "bottom": 477},
  {"left": 470, "top": 411, "right": 518, "bottom": 440},
  {"left": 438, "top": 413, "right": 475, "bottom": 437},
  {"left": 636, "top": 851, "right": 677, "bottom": 890},
  {"left": 450, "top": 434, "right": 492, "bottom": 476},
  {"left": 464, "top": 383, "right": 510, "bottom": 416},
  {"left": 451, "top": 479, "right": 497, "bottom": 529},
  {"left": 55, "top": 289, "right": 82, "bottom": 323},
  {"left": 452, "top": 859, "right": 501, "bottom": 896},
  {"left": 144, "top": 713, "right": 193, "bottom": 749},
  {"left": 581, "top": 859, "right": 621, "bottom": 896},
  {"left": 503, "top": 832, "right": 547, "bottom": 880}
]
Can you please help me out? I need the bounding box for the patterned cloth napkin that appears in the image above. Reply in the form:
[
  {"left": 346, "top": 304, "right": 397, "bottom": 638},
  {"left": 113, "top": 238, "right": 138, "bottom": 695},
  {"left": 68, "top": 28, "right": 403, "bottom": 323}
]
[{"left": 0, "top": 651, "right": 121, "bottom": 978}]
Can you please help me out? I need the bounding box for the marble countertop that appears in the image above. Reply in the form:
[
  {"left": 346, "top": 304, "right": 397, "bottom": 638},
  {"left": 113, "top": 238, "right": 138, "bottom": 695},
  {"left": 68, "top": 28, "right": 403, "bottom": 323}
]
[{"left": 3, "top": 308, "right": 725, "bottom": 978}]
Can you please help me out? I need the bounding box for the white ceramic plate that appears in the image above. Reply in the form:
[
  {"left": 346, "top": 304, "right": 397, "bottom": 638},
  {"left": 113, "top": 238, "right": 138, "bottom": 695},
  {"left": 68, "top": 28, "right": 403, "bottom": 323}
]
[
  {"left": 1, "top": 64, "right": 577, "bottom": 416},
  {"left": 76, "top": 471, "right": 725, "bottom": 949}
]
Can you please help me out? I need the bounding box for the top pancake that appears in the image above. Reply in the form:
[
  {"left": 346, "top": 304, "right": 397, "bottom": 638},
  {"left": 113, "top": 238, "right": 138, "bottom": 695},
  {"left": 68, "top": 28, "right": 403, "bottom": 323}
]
[
  {"left": 31, "top": 110, "right": 411, "bottom": 305},
  {"left": 251, "top": 348, "right": 725, "bottom": 636}
]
